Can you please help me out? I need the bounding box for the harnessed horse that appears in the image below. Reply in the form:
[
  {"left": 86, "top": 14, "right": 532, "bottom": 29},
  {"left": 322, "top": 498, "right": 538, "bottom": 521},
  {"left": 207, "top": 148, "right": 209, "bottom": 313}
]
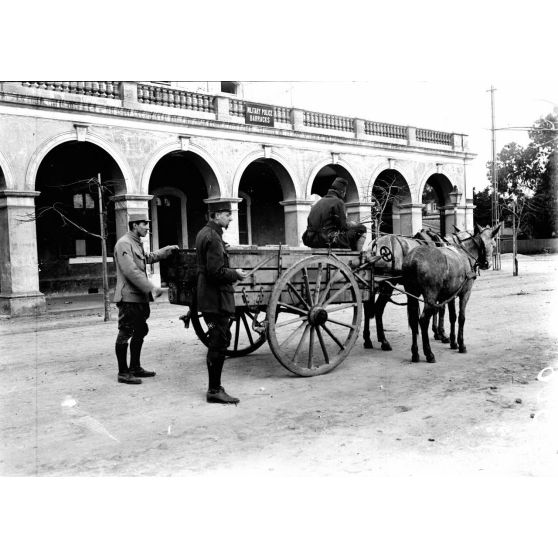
[
  {"left": 362, "top": 229, "right": 449, "bottom": 350},
  {"left": 402, "top": 223, "right": 501, "bottom": 363}
]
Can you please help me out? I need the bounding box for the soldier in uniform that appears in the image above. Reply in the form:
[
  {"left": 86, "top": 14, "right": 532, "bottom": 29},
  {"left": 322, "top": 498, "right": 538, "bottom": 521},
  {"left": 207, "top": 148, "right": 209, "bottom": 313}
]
[
  {"left": 113, "top": 213, "right": 178, "bottom": 385},
  {"left": 302, "top": 177, "right": 367, "bottom": 250},
  {"left": 195, "top": 201, "right": 248, "bottom": 404}
]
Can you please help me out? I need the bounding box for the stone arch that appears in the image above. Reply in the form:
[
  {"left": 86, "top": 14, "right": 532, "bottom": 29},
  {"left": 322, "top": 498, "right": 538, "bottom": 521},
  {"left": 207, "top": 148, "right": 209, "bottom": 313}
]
[
  {"left": 419, "top": 170, "right": 455, "bottom": 236},
  {"left": 232, "top": 148, "right": 298, "bottom": 201},
  {"left": 367, "top": 163, "right": 413, "bottom": 199},
  {"left": 305, "top": 157, "right": 361, "bottom": 201},
  {"left": 25, "top": 131, "right": 134, "bottom": 194},
  {"left": 141, "top": 140, "right": 224, "bottom": 198},
  {"left": 0, "top": 150, "right": 15, "bottom": 190},
  {"left": 417, "top": 168, "right": 456, "bottom": 204},
  {"left": 367, "top": 165, "right": 413, "bottom": 236}
]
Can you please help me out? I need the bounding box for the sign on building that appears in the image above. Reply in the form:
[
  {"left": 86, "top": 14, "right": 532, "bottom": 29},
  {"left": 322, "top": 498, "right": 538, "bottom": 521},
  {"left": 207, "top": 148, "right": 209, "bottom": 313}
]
[{"left": 245, "top": 103, "right": 275, "bottom": 127}]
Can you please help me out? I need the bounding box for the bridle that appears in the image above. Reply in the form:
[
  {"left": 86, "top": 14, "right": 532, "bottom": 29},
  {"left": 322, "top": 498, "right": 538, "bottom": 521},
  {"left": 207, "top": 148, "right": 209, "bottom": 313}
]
[{"left": 453, "top": 232, "right": 489, "bottom": 271}]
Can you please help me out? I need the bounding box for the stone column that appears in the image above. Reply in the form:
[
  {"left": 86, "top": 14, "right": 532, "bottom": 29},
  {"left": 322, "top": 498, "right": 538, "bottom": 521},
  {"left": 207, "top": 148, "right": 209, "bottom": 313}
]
[
  {"left": 290, "top": 108, "right": 305, "bottom": 132},
  {"left": 111, "top": 194, "right": 153, "bottom": 240},
  {"left": 111, "top": 194, "right": 156, "bottom": 283},
  {"left": 345, "top": 201, "right": 374, "bottom": 246},
  {"left": 463, "top": 203, "right": 475, "bottom": 232},
  {"left": 354, "top": 118, "right": 365, "bottom": 140},
  {"left": 0, "top": 191, "right": 46, "bottom": 316},
  {"left": 213, "top": 96, "right": 233, "bottom": 122},
  {"left": 280, "top": 200, "right": 313, "bottom": 247},
  {"left": 203, "top": 198, "right": 243, "bottom": 246},
  {"left": 397, "top": 203, "right": 424, "bottom": 236}
]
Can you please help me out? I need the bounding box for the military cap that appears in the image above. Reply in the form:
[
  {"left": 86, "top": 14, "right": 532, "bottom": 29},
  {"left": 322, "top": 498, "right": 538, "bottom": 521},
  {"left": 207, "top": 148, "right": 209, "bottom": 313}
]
[
  {"left": 128, "top": 213, "right": 151, "bottom": 223},
  {"left": 331, "top": 177, "right": 348, "bottom": 192},
  {"left": 207, "top": 200, "right": 232, "bottom": 213}
]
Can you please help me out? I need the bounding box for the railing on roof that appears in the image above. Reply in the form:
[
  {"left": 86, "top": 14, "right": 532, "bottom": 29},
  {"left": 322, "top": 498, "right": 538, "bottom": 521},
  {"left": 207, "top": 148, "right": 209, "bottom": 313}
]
[
  {"left": 137, "top": 83, "right": 215, "bottom": 113},
  {"left": 10, "top": 81, "right": 465, "bottom": 149},
  {"left": 21, "top": 81, "right": 121, "bottom": 99}
]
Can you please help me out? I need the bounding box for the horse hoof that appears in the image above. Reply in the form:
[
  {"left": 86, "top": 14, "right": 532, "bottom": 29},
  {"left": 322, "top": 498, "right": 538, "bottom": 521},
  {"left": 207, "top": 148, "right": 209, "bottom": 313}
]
[
  {"left": 411, "top": 354, "right": 420, "bottom": 363},
  {"left": 426, "top": 354, "right": 436, "bottom": 363},
  {"left": 441, "top": 337, "right": 450, "bottom": 344},
  {"left": 363, "top": 341, "right": 373, "bottom": 349},
  {"left": 433, "top": 334, "right": 440, "bottom": 341},
  {"left": 381, "top": 343, "right": 392, "bottom": 351},
  {"left": 450, "top": 343, "right": 458, "bottom": 350},
  {"left": 459, "top": 346, "right": 467, "bottom": 353}
]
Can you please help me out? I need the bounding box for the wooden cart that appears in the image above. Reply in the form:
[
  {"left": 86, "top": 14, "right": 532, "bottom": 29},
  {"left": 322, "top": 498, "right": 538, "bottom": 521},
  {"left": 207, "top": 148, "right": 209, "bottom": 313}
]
[{"left": 166, "top": 245, "right": 391, "bottom": 377}]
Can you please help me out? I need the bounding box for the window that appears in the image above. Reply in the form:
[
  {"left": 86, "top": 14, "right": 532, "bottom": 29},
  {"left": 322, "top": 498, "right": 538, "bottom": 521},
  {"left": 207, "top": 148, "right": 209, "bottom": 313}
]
[
  {"left": 73, "top": 193, "right": 94, "bottom": 209},
  {"left": 220, "top": 81, "right": 238, "bottom": 95},
  {"left": 75, "top": 239, "right": 86, "bottom": 256}
]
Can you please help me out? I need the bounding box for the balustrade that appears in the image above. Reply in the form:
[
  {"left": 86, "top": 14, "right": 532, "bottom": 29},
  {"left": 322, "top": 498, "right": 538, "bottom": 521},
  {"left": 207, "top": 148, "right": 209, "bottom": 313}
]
[
  {"left": 21, "top": 81, "right": 121, "bottom": 98},
  {"left": 416, "top": 128, "right": 452, "bottom": 145},
  {"left": 364, "top": 121, "right": 407, "bottom": 139},
  {"left": 136, "top": 83, "right": 215, "bottom": 113},
  {"left": 303, "top": 110, "right": 353, "bottom": 132},
  {"left": 12, "top": 82, "right": 460, "bottom": 149}
]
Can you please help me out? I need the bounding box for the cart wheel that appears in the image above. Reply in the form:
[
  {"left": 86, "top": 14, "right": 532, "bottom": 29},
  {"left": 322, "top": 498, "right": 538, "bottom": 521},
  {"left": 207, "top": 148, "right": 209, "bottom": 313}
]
[
  {"left": 190, "top": 298, "right": 267, "bottom": 357},
  {"left": 267, "top": 255, "right": 362, "bottom": 376}
]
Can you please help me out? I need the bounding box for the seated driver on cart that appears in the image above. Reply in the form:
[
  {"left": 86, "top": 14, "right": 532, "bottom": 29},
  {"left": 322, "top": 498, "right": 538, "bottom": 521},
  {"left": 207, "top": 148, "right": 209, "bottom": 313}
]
[{"left": 302, "top": 177, "right": 367, "bottom": 251}]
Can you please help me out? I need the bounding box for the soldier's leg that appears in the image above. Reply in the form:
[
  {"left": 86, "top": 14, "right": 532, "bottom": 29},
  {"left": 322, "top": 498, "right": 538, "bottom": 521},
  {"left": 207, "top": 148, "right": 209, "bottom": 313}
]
[
  {"left": 203, "top": 313, "right": 238, "bottom": 404},
  {"left": 129, "top": 303, "right": 155, "bottom": 377},
  {"left": 115, "top": 302, "right": 142, "bottom": 385}
]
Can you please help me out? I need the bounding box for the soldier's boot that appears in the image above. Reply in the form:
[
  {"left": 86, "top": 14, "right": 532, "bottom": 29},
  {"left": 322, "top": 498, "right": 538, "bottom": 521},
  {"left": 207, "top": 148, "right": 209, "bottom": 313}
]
[
  {"left": 129, "top": 338, "right": 155, "bottom": 378},
  {"left": 207, "top": 386, "right": 240, "bottom": 405},
  {"left": 116, "top": 343, "right": 142, "bottom": 385},
  {"left": 206, "top": 357, "right": 239, "bottom": 404}
]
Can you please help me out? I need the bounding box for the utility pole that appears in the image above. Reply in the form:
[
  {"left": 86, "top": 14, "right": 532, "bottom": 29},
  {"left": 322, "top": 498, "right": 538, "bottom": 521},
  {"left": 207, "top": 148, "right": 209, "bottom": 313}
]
[
  {"left": 97, "top": 173, "right": 111, "bottom": 321},
  {"left": 489, "top": 85, "right": 501, "bottom": 270}
]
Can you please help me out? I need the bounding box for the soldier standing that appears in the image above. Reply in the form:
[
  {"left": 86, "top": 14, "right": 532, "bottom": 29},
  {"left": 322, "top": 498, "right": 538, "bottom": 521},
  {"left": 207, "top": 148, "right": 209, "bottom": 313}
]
[
  {"left": 113, "top": 213, "right": 178, "bottom": 385},
  {"left": 195, "top": 201, "right": 248, "bottom": 404}
]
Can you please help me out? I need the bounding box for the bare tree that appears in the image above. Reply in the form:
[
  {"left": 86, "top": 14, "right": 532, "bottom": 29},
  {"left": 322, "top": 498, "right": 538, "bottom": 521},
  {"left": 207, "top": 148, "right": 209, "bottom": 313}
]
[{"left": 365, "top": 177, "right": 407, "bottom": 237}]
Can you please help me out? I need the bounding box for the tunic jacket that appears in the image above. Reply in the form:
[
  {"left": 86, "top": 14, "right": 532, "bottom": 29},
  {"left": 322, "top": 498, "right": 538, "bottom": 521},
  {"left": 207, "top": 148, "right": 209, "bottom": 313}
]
[
  {"left": 113, "top": 231, "right": 172, "bottom": 303},
  {"left": 195, "top": 221, "right": 239, "bottom": 315},
  {"left": 303, "top": 189, "right": 348, "bottom": 247}
]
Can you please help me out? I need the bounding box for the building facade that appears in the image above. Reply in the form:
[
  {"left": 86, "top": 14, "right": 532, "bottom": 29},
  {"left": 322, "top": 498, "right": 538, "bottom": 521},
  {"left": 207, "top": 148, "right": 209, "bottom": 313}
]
[{"left": 0, "top": 81, "right": 475, "bottom": 316}]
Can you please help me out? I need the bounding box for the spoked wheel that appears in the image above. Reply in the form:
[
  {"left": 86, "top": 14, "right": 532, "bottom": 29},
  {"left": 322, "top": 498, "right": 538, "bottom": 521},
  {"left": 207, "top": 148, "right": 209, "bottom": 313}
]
[
  {"left": 190, "top": 298, "right": 267, "bottom": 357},
  {"left": 267, "top": 255, "right": 362, "bottom": 376}
]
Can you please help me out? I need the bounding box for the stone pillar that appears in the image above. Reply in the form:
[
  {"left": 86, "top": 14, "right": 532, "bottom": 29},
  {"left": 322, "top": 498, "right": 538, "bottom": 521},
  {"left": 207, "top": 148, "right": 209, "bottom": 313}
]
[
  {"left": 290, "top": 108, "right": 304, "bottom": 132},
  {"left": 111, "top": 194, "right": 153, "bottom": 240},
  {"left": 280, "top": 200, "right": 314, "bottom": 247},
  {"left": 203, "top": 198, "right": 242, "bottom": 246},
  {"left": 463, "top": 203, "right": 475, "bottom": 232},
  {"left": 354, "top": 118, "right": 365, "bottom": 140},
  {"left": 0, "top": 191, "right": 46, "bottom": 316},
  {"left": 213, "top": 96, "right": 233, "bottom": 122},
  {"left": 407, "top": 126, "right": 417, "bottom": 147},
  {"left": 120, "top": 81, "right": 138, "bottom": 107},
  {"left": 397, "top": 203, "right": 424, "bottom": 236},
  {"left": 111, "top": 194, "right": 156, "bottom": 283},
  {"left": 345, "top": 201, "right": 374, "bottom": 246}
]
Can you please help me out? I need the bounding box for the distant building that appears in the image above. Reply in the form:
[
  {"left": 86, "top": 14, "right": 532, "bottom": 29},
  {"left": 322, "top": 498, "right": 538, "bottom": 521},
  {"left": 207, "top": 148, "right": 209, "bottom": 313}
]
[{"left": 0, "top": 81, "right": 475, "bottom": 316}]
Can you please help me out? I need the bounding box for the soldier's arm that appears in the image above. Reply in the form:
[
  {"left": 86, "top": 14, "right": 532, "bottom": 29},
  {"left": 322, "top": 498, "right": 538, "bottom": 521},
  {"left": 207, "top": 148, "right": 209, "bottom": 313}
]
[
  {"left": 205, "top": 234, "right": 241, "bottom": 284},
  {"left": 115, "top": 241, "right": 155, "bottom": 293},
  {"left": 333, "top": 200, "right": 349, "bottom": 231},
  {"left": 145, "top": 245, "right": 179, "bottom": 264}
]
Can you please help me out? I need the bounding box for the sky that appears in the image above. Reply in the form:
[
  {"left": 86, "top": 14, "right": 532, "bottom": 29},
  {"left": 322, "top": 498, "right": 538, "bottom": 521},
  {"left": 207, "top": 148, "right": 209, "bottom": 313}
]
[{"left": 242, "top": 80, "right": 558, "bottom": 192}]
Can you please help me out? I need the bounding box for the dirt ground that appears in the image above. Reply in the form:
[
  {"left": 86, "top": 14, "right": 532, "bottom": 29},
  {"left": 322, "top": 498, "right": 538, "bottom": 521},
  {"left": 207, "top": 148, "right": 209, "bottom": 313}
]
[{"left": 1, "top": 253, "right": 558, "bottom": 477}]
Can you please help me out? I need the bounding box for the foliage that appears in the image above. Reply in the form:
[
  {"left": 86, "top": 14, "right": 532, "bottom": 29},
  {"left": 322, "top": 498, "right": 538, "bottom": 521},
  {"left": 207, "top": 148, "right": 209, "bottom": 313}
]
[{"left": 482, "top": 108, "right": 558, "bottom": 238}]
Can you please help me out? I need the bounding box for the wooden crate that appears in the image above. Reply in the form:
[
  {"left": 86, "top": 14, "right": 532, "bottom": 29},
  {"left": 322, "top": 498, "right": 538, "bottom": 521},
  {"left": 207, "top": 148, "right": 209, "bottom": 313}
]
[{"left": 166, "top": 246, "right": 371, "bottom": 308}]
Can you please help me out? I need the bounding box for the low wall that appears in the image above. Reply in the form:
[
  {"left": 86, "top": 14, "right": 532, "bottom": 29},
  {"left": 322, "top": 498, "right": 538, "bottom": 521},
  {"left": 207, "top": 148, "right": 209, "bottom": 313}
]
[{"left": 500, "top": 238, "right": 558, "bottom": 254}]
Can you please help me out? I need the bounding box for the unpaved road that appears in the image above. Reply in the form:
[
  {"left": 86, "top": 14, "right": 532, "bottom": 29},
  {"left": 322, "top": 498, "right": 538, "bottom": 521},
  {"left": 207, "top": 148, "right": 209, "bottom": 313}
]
[{"left": 1, "top": 253, "right": 557, "bottom": 476}]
